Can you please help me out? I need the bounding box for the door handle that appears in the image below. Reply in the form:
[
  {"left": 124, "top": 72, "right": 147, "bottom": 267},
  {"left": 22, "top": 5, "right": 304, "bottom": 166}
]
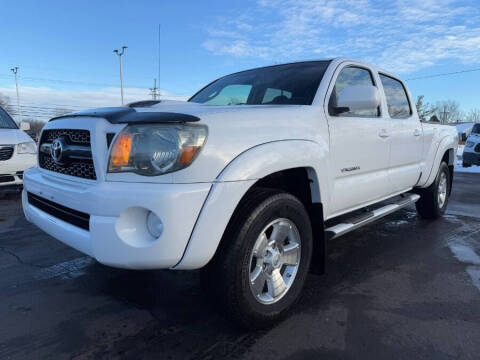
[
  {"left": 378, "top": 129, "right": 390, "bottom": 138},
  {"left": 414, "top": 129, "right": 421, "bottom": 136}
]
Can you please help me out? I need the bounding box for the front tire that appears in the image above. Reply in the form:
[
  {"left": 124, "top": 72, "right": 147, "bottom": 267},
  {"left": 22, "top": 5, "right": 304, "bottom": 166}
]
[
  {"left": 462, "top": 161, "right": 471, "bottom": 168},
  {"left": 415, "top": 161, "right": 451, "bottom": 219},
  {"left": 202, "top": 188, "right": 313, "bottom": 329}
]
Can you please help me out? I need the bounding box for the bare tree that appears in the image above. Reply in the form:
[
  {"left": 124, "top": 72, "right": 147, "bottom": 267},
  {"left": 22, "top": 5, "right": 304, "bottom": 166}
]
[
  {"left": 465, "top": 108, "right": 480, "bottom": 123},
  {"left": 25, "top": 119, "right": 46, "bottom": 137},
  {"left": 435, "top": 100, "right": 463, "bottom": 123},
  {"left": 415, "top": 95, "right": 437, "bottom": 121},
  {"left": 0, "top": 92, "right": 10, "bottom": 109},
  {"left": 0, "top": 93, "right": 18, "bottom": 121}
]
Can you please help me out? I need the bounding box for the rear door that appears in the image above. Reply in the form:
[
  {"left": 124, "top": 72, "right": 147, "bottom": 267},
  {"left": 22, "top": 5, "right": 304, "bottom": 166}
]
[
  {"left": 379, "top": 74, "right": 422, "bottom": 192},
  {"left": 326, "top": 63, "right": 392, "bottom": 216}
]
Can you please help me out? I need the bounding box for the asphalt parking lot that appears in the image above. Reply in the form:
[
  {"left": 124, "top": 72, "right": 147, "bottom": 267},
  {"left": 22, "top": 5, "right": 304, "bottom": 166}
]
[{"left": 1, "top": 173, "right": 479, "bottom": 360}]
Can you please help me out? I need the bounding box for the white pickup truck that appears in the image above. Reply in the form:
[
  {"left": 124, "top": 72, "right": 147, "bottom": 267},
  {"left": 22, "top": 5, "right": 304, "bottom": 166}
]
[
  {"left": 0, "top": 106, "right": 37, "bottom": 193},
  {"left": 23, "top": 58, "right": 458, "bottom": 328}
]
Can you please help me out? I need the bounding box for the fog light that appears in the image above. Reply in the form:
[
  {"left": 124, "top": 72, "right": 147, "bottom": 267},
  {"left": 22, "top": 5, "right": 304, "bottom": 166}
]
[{"left": 146, "top": 211, "right": 163, "bottom": 238}]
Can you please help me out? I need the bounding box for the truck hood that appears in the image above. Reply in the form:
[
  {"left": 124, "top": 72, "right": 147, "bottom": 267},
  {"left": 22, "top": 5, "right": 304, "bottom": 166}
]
[{"left": 0, "top": 128, "right": 32, "bottom": 145}]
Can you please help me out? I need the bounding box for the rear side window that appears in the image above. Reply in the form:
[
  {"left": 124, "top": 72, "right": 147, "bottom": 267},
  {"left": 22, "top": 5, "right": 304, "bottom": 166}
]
[
  {"left": 329, "top": 66, "right": 379, "bottom": 117},
  {"left": 380, "top": 74, "right": 412, "bottom": 118}
]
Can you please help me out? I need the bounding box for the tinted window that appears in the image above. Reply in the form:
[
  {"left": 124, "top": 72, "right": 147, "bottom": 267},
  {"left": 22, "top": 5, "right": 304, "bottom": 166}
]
[
  {"left": 262, "top": 88, "right": 292, "bottom": 104},
  {"left": 329, "top": 66, "right": 378, "bottom": 117},
  {"left": 471, "top": 124, "right": 480, "bottom": 134},
  {"left": 189, "top": 61, "right": 330, "bottom": 106},
  {"left": 0, "top": 107, "right": 17, "bottom": 129},
  {"left": 203, "top": 84, "right": 252, "bottom": 105},
  {"left": 380, "top": 74, "right": 412, "bottom": 118}
]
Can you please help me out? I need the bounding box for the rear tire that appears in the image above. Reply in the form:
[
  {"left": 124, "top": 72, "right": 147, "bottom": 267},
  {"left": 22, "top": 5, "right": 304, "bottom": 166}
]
[
  {"left": 462, "top": 161, "right": 471, "bottom": 168},
  {"left": 415, "top": 162, "right": 450, "bottom": 219},
  {"left": 201, "top": 188, "right": 313, "bottom": 329}
]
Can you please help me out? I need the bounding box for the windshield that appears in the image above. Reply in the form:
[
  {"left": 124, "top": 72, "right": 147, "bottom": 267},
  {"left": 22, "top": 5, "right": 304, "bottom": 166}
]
[
  {"left": 189, "top": 61, "right": 330, "bottom": 106},
  {"left": 472, "top": 124, "right": 480, "bottom": 134},
  {"left": 0, "top": 107, "right": 18, "bottom": 129}
]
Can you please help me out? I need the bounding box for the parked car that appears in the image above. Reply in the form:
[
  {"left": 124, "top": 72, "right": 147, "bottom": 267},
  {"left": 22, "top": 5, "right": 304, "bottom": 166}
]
[
  {"left": 463, "top": 123, "right": 480, "bottom": 167},
  {"left": 22, "top": 58, "right": 458, "bottom": 328},
  {"left": 0, "top": 107, "right": 37, "bottom": 194}
]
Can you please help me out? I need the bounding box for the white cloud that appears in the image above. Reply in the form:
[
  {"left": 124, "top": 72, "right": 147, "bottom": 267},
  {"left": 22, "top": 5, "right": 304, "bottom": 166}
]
[
  {"left": 0, "top": 86, "right": 189, "bottom": 122},
  {"left": 203, "top": 0, "right": 480, "bottom": 74}
]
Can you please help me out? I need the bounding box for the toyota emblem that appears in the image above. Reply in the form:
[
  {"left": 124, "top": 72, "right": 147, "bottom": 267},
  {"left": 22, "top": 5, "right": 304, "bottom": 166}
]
[{"left": 51, "top": 138, "right": 64, "bottom": 163}]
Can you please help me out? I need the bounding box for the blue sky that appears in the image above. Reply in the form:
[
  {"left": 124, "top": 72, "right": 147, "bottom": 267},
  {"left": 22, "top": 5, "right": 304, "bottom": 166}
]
[{"left": 0, "top": 0, "right": 479, "bottom": 120}]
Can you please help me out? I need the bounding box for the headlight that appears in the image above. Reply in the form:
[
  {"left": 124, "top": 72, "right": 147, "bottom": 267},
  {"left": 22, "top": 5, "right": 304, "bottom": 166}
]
[
  {"left": 466, "top": 141, "right": 474, "bottom": 148},
  {"left": 17, "top": 141, "right": 37, "bottom": 154},
  {"left": 108, "top": 124, "right": 208, "bottom": 176}
]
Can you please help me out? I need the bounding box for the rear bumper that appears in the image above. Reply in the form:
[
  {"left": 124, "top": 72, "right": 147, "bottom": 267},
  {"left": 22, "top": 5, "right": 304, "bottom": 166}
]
[
  {"left": 23, "top": 167, "right": 211, "bottom": 269},
  {"left": 463, "top": 151, "right": 480, "bottom": 165}
]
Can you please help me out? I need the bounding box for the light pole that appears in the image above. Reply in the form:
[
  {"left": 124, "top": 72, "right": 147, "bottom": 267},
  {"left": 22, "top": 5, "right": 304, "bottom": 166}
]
[
  {"left": 113, "top": 46, "right": 127, "bottom": 105},
  {"left": 10, "top": 67, "right": 22, "bottom": 122}
]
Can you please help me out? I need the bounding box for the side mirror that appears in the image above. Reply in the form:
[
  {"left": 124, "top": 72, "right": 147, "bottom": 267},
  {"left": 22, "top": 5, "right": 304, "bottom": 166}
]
[
  {"left": 335, "top": 85, "right": 380, "bottom": 115},
  {"left": 20, "top": 121, "right": 30, "bottom": 131}
]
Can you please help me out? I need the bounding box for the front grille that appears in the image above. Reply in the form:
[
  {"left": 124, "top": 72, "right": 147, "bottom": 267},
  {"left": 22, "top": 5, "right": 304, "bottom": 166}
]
[
  {"left": 0, "top": 145, "right": 14, "bottom": 161},
  {"left": 42, "top": 129, "right": 90, "bottom": 144},
  {"left": 39, "top": 129, "right": 96, "bottom": 180},
  {"left": 40, "top": 156, "right": 96, "bottom": 179},
  {"left": 27, "top": 192, "right": 90, "bottom": 231},
  {"left": 0, "top": 175, "right": 15, "bottom": 183},
  {"left": 475, "top": 143, "right": 480, "bottom": 153}
]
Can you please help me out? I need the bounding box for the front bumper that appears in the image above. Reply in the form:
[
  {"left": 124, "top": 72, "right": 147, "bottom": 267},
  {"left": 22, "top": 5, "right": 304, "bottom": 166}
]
[
  {"left": 23, "top": 167, "right": 211, "bottom": 269},
  {"left": 463, "top": 151, "right": 480, "bottom": 165},
  {"left": 0, "top": 172, "right": 24, "bottom": 193}
]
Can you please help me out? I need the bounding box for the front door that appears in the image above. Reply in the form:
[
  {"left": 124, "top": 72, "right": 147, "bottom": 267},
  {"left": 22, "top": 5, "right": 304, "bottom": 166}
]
[{"left": 326, "top": 64, "right": 392, "bottom": 216}]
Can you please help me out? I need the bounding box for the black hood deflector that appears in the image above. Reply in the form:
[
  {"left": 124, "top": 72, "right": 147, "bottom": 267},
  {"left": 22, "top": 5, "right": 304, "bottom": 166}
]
[{"left": 49, "top": 107, "right": 200, "bottom": 124}]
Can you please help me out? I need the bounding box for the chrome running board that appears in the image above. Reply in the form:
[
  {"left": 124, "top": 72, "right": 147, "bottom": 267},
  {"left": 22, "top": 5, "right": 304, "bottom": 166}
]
[{"left": 325, "top": 193, "right": 420, "bottom": 240}]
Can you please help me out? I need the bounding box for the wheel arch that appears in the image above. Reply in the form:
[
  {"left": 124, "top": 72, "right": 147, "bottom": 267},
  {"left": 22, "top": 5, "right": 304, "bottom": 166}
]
[
  {"left": 174, "top": 140, "right": 328, "bottom": 270},
  {"left": 216, "top": 139, "right": 326, "bottom": 201},
  {"left": 418, "top": 136, "right": 457, "bottom": 188}
]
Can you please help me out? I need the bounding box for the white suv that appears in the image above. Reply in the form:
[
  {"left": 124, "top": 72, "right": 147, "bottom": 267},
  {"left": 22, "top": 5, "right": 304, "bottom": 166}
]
[
  {"left": 0, "top": 107, "right": 37, "bottom": 194},
  {"left": 23, "top": 58, "right": 457, "bottom": 327}
]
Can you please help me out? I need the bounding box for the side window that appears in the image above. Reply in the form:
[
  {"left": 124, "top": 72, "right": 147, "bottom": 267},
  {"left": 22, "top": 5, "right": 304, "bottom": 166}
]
[
  {"left": 204, "top": 84, "right": 252, "bottom": 105},
  {"left": 262, "top": 88, "right": 292, "bottom": 104},
  {"left": 379, "top": 74, "right": 412, "bottom": 118},
  {"left": 329, "top": 66, "right": 379, "bottom": 117}
]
